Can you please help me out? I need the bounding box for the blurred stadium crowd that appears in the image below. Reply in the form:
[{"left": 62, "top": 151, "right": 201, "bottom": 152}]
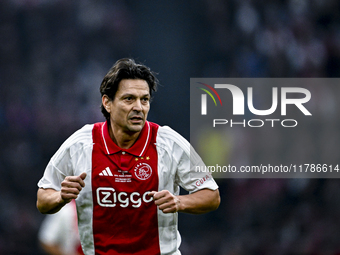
[{"left": 0, "top": 0, "right": 340, "bottom": 254}]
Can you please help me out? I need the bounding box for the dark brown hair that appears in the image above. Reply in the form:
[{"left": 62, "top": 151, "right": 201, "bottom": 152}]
[{"left": 100, "top": 58, "right": 158, "bottom": 120}]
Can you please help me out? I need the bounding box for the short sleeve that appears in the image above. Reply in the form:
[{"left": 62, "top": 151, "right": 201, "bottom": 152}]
[
  {"left": 37, "top": 143, "right": 73, "bottom": 191},
  {"left": 175, "top": 143, "right": 218, "bottom": 193},
  {"left": 156, "top": 126, "right": 218, "bottom": 193},
  {"left": 37, "top": 124, "right": 94, "bottom": 191}
]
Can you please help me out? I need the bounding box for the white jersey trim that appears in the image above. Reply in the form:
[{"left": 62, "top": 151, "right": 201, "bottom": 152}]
[
  {"left": 101, "top": 122, "right": 110, "bottom": 154},
  {"left": 38, "top": 124, "right": 95, "bottom": 254},
  {"left": 139, "top": 121, "right": 150, "bottom": 157},
  {"left": 155, "top": 126, "right": 218, "bottom": 254}
]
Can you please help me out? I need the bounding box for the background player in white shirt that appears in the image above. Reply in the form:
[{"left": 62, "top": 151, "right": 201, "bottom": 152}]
[
  {"left": 38, "top": 200, "right": 83, "bottom": 255},
  {"left": 36, "top": 58, "right": 220, "bottom": 255}
]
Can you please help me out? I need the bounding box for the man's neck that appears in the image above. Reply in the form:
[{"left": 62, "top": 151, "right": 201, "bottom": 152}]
[{"left": 108, "top": 123, "right": 141, "bottom": 149}]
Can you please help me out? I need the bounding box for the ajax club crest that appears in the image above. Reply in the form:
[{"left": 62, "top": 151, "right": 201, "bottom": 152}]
[{"left": 134, "top": 162, "right": 152, "bottom": 180}]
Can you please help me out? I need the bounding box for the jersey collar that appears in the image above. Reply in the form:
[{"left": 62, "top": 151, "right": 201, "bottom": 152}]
[{"left": 101, "top": 120, "right": 151, "bottom": 157}]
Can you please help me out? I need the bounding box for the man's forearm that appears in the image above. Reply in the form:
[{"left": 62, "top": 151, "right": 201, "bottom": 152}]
[
  {"left": 37, "top": 173, "right": 87, "bottom": 214},
  {"left": 177, "top": 189, "right": 220, "bottom": 214},
  {"left": 36, "top": 188, "right": 67, "bottom": 214}
]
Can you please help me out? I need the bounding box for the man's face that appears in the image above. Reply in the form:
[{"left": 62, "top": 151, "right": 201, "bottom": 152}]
[{"left": 105, "top": 79, "right": 150, "bottom": 134}]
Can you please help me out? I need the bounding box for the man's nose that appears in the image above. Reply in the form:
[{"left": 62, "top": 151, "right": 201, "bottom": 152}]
[{"left": 132, "top": 99, "right": 142, "bottom": 111}]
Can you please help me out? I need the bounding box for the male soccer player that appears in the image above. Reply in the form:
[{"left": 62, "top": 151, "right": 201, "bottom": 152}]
[{"left": 37, "top": 58, "right": 220, "bottom": 255}]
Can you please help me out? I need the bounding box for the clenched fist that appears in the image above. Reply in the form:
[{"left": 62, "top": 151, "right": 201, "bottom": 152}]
[
  {"left": 60, "top": 172, "right": 87, "bottom": 203},
  {"left": 148, "top": 190, "right": 181, "bottom": 213}
]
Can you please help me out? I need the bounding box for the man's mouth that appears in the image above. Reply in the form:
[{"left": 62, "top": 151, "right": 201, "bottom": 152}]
[{"left": 130, "top": 116, "right": 143, "bottom": 123}]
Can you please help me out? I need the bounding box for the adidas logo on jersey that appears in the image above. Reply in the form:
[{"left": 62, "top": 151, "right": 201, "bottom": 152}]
[{"left": 99, "top": 167, "right": 113, "bottom": 176}]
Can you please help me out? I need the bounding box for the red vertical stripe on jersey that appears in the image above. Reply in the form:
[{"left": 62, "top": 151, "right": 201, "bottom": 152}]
[{"left": 91, "top": 122, "right": 160, "bottom": 255}]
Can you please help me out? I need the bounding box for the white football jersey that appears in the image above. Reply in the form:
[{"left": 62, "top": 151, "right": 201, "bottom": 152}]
[{"left": 38, "top": 121, "right": 218, "bottom": 255}]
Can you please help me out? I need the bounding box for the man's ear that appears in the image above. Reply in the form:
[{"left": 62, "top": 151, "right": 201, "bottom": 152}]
[{"left": 102, "top": 95, "right": 112, "bottom": 113}]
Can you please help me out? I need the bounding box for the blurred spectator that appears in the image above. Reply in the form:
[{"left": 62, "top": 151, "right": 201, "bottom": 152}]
[{"left": 38, "top": 201, "right": 83, "bottom": 255}]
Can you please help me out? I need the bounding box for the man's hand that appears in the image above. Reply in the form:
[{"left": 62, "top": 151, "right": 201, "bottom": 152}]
[
  {"left": 37, "top": 172, "right": 87, "bottom": 214},
  {"left": 148, "top": 189, "right": 220, "bottom": 215},
  {"left": 148, "top": 190, "right": 180, "bottom": 213},
  {"left": 60, "top": 172, "right": 87, "bottom": 203}
]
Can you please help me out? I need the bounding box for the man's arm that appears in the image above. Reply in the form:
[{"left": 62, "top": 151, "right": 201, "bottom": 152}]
[
  {"left": 37, "top": 188, "right": 67, "bottom": 214},
  {"left": 149, "top": 188, "right": 220, "bottom": 214},
  {"left": 37, "top": 173, "right": 87, "bottom": 214}
]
